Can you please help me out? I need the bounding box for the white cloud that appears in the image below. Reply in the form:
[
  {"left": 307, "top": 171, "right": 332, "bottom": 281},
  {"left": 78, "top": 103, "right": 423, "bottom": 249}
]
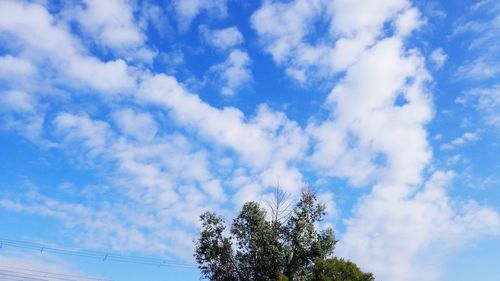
[
  {"left": 337, "top": 171, "right": 500, "bottom": 281},
  {"left": 202, "top": 179, "right": 226, "bottom": 201},
  {"left": 138, "top": 74, "right": 270, "bottom": 167},
  {"left": 0, "top": 114, "right": 45, "bottom": 142},
  {"left": 251, "top": 0, "right": 416, "bottom": 82},
  {"left": 285, "top": 68, "right": 307, "bottom": 84},
  {"left": 440, "top": 132, "right": 478, "bottom": 150},
  {"left": 394, "top": 7, "right": 423, "bottom": 37},
  {"left": 173, "top": 0, "right": 227, "bottom": 31},
  {"left": 111, "top": 108, "right": 158, "bottom": 141},
  {"left": 430, "top": 48, "right": 447, "bottom": 69},
  {"left": 0, "top": 55, "right": 36, "bottom": 78},
  {"left": 1, "top": 63, "right": 308, "bottom": 258},
  {"left": 68, "top": 57, "right": 135, "bottom": 93},
  {"left": 446, "top": 154, "right": 462, "bottom": 165},
  {"left": 43, "top": 112, "right": 225, "bottom": 256},
  {"left": 71, "top": 0, "right": 156, "bottom": 62},
  {"left": 473, "top": 86, "right": 500, "bottom": 127},
  {"left": 456, "top": 56, "right": 499, "bottom": 81},
  {"left": 251, "top": 0, "right": 323, "bottom": 65},
  {"left": 199, "top": 25, "right": 244, "bottom": 50},
  {"left": 0, "top": 1, "right": 498, "bottom": 279},
  {"left": 23, "top": 104, "right": 262, "bottom": 257},
  {"left": 327, "top": 0, "right": 410, "bottom": 37},
  {"left": 209, "top": 49, "right": 252, "bottom": 96},
  {"left": 309, "top": 38, "right": 432, "bottom": 187},
  {"left": 54, "top": 113, "right": 112, "bottom": 154},
  {"left": 137, "top": 73, "right": 309, "bottom": 201},
  {"left": 39, "top": 104, "right": 303, "bottom": 256},
  {"left": 0, "top": 90, "right": 43, "bottom": 141},
  {"left": 0, "top": 0, "right": 136, "bottom": 94},
  {"left": 141, "top": 3, "right": 173, "bottom": 38},
  {"left": 137, "top": 74, "right": 307, "bottom": 173},
  {"left": 294, "top": 1, "right": 499, "bottom": 279},
  {"left": 252, "top": 9, "right": 490, "bottom": 278},
  {"left": 452, "top": 1, "right": 499, "bottom": 81},
  {"left": 74, "top": 0, "right": 143, "bottom": 49},
  {"left": 0, "top": 90, "right": 35, "bottom": 112}
]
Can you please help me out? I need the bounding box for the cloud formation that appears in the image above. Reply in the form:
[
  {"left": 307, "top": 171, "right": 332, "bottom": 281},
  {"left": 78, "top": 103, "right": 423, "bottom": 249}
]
[
  {"left": 208, "top": 49, "right": 252, "bottom": 96},
  {"left": 0, "top": 1, "right": 498, "bottom": 281},
  {"left": 199, "top": 25, "right": 244, "bottom": 50}
]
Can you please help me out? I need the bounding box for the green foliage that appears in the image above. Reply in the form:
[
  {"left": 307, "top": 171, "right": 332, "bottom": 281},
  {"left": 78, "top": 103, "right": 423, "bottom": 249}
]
[
  {"left": 283, "top": 191, "right": 336, "bottom": 279},
  {"left": 231, "top": 202, "right": 282, "bottom": 280},
  {"left": 195, "top": 212, "right": 240, "bottom": 280},
  {"left": 194, "top": 189, "right": 373, "bottom": 281},
  {"left": 312, "top": 258, "right": 375, "bottom": 281}
]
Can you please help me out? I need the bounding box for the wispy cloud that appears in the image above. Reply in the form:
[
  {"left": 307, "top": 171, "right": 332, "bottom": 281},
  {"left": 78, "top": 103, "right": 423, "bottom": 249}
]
[
  {"left": 199, "top": 25, "right": 244, "bottom": 51},
  {"left": 173, "top": 0, "right": 228, "bottom": 31},
  {"left": 453, "top": 0, "right": 500, "bottom": 81},
  {"left": 440, "top": 132, "right": 479, "bottom": 150}
]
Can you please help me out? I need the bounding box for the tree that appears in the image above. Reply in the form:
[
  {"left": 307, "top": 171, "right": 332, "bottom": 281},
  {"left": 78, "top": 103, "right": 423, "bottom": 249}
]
[
  {"left": 194, "top": 188, "right": 373, "bottom": 281},
  {"left": 312, "top": 258, "right": 375, "bottom": 281}
]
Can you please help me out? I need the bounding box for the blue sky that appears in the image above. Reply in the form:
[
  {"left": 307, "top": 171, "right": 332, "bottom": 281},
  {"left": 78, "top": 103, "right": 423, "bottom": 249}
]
[{"left": 0, "top": 0, "right": 499, "bottom": 280}]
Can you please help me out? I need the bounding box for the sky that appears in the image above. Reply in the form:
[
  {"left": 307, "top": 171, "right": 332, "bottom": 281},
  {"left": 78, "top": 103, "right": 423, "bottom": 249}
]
[{"left": 0, "top": 0, "right": 499, "bottom": 280}]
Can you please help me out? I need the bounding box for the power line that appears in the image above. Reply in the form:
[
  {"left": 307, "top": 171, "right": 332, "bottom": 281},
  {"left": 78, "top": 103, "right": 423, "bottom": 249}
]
[
  {"left": 0, "top": 270, "right": 62, "bottom": 281},
  {"left": 0, "top": 266, "right": 111, "bottom": 281},
  {"left": 0, "top": 276, "right": 36, "bottom": 281},
  {"left": 0, "top": 238, "right": 196, "bottom": 269},
  {"left": 0, "top": 267, "right": 108, "bottom": 281}
]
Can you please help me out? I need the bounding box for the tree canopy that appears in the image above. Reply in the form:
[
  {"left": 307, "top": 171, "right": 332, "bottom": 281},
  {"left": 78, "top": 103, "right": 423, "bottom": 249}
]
[
  {"left": 312, "top": 258, "right": 374, "bottom": 281},
  {"left": 194, "top": 189, "right": 374, "bottom": 281}
]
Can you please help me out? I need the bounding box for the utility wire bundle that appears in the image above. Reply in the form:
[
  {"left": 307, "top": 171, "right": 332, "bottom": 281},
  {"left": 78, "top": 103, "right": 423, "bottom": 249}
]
[
  {"left": 0, "top": 265, "right": 111, "bottom": 281},
  {"left": 0, "top": 238, "right": 196, "bottom": 269}
]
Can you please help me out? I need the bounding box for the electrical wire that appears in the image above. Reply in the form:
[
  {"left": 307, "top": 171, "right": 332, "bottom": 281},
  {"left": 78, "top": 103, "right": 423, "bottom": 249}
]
[
  {"left": 0, "top": 266, "right": 111, "bottom": 281},
  {"left": 0, "top": 238, "right": 196, "bottom": 269}
]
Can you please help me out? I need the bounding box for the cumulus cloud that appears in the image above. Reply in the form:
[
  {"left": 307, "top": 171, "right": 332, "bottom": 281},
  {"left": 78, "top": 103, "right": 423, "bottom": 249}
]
[
  {"left": 2, "top": 94, "right": 308, "bottom": 256},
  {"left": 70, "top": 0, "right": 156, "bottom": 62},
  {"left": 251, "top": 0, "right": 323, "bottom": 73},
  {"left": 141, "top": 3, "right": 174, "bottom": 39},
  {"left": 252, "top": 1, "right": 499, "bottom": 280},
  {"left": 74, "top": 0, "right": 143, "bottom": 48},
  {"left": 0, "top": 0, "right": 136, "bottom": 94},
  {"left": 137, "top": 74, "right": 307, "bottom": 176},
  {"left": 54, "top": 113, "right": 112, "bottom": 154},
  {"left": 1, "top": 57, "right": 307, "bottom": 259},
  {"left": 138, "top": 74, "right": 270, "bottom": 166},
  {"left": 0, "top": 1, "right": 498, "bottom": 280},
  {"left": 208, "top": 49, "right": 252, "bottom": 96},
  {"left": 308, "top": 37, "right": 432, "bottom": 187},
  {"left": 0, "top": 89, "right": 42, "bottom": 141},
  {"left": 0, "top": 55, "right": 36, "bottom": 78},
  {"left": 0, "top": 0, "right": 292, "bottom": 265},
  {"left": 430, "top": 48, "right": 447, "bottom": 69},
  {"left": 199, "top": 25, "right": 244, "bottom": 50},
  {"left": 337, "top": 171, "right": 500, "bottom": 281},
  {"left": 33, "top": 112, "right": 222, "bottom": 255},
  {"left": 394, "top": 7, "right": 423, "bottom": 37},
  {"left": 0, "top": 90, "right": 35, "bottom": 112},
  {"left": 173, "top": 0, "right": 227, "bottom": 31},
  {"left": 251, "top": 0, "right": 420, "bottom": 82},
  {"left": 111, "top": 108, "right": 158, "bottom": 141}
]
